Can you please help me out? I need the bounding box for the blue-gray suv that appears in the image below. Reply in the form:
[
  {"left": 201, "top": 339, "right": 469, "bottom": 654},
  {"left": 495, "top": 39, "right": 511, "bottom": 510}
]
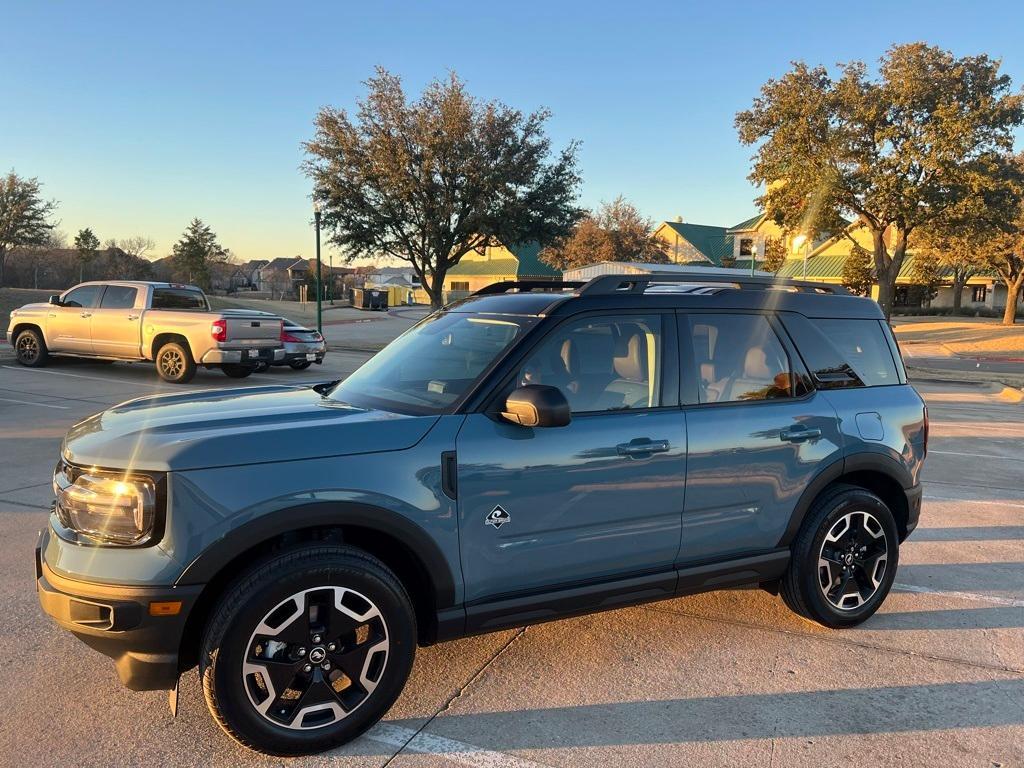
[{"left": 35, "top": 272, "right": 927, "bottom": 755}]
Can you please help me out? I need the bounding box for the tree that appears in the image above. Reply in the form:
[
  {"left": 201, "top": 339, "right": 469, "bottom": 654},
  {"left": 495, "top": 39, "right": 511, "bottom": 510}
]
[
  {"left": 909, "top": 254, "right": 943, "bottom": 305},
  {"left": 540, "top": 196, "right": 667, "bottom": 270},
  {"left": 0, "top": 171, "right": 57, "bottom": 286},
  {"left": 736, "top": 43, "right": 1024, "bottom": 319},
  {"left": 914, "top": 203, "right": 985, "bottom": 312},
  {"left": 73, "top": 228, "right": 99, "bottom": 283},
  {"left": 107, "top": 235, "right": 156, "bottom": 260},
  {"left": 304, "top": 68, "right": 583, "bottom": 309},
  {"left": 171, "top": 218, "right": 226, "bottom": 289},
  {"left": 981, "top": 158, "right": 1024, "bottom": 325},
  {"left": 842, "top": 244, "right": 875, "bottom": 296},
  {"left": 762, "top": 237, "right": 786, "bottom": 274}
]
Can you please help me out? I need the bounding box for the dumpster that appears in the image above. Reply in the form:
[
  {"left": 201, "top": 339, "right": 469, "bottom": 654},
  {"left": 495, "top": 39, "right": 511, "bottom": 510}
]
[{"left": 350, "top": 287, "right": 389, "bottom": 311}]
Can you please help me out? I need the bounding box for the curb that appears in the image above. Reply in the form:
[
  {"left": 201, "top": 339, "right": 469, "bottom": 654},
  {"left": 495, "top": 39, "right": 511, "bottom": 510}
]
[{"left": 906, "top": 364, "right": 1024, "bottom": 391}]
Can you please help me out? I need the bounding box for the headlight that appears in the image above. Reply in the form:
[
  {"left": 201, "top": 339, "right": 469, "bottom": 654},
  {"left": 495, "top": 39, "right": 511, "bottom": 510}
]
[{"left": 54, "top": 464, "right": 159, "bottom": 546}]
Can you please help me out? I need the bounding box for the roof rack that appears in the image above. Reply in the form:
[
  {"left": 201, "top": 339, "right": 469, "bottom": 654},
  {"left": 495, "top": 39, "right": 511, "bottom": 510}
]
[
  {"left": 578, "top": 273, "right": 849, "bottom": 296},
  {"left": 472, "top": 280, "right": 586, "bottom": 296}
]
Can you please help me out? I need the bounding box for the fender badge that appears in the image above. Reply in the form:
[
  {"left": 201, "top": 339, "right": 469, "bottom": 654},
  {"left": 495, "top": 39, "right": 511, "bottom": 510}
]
[{"left": 485, "top": 505, "right": 510, "bottom": 529}]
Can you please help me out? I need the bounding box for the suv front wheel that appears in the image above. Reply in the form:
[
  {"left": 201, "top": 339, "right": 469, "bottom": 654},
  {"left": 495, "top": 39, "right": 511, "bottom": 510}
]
[
  {"left": 780, "top": 484, "right": 899, "bottom": 628},
  {"left": 200, "top": 544, "right": 416, "bottom": 755}
]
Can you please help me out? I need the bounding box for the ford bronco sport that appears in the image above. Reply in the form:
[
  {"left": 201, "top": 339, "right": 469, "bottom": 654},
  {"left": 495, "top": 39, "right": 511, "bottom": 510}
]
[{"left": 35, "top": 271, "right": 926, "bottom": 755}]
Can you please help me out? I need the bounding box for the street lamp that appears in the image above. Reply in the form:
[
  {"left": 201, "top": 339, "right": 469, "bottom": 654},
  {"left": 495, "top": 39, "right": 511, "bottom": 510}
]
[{"left": 313, "top": 200, "right": 323, "bottom": 334}]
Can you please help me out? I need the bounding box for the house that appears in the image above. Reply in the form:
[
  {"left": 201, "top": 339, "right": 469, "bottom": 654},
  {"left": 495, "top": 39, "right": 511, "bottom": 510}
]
[
  {"left": 437, "top": 241, "right": 560, "bottom": 299},
  {"left": 652, "top": 218, "right": 735, "bottom": 267},
  {"left": 775, "top": 222, "right": 1007, "bottom": 310},
  {"left": 257, "top": 257, "right": 309, "bottom": 297}
]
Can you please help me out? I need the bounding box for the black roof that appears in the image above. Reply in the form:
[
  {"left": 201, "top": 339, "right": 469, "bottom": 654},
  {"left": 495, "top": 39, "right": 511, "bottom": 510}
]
[{"left": 446, "top": 275, "right": 884, "bottom": 320}]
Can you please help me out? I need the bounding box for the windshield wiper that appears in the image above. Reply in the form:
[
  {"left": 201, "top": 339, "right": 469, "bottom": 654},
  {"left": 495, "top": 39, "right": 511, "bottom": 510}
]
[{"left": 312, "top": 379, "right": 342, "bottom": 396}]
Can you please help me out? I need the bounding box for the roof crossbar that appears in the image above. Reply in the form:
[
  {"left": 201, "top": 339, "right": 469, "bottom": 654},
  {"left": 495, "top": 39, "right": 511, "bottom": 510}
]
[
  {"left": 578, "top": 273, "right": 849, "bottom": 296},
  {"left": 472, "top": 280, "right": 586, "bottom": 296}
]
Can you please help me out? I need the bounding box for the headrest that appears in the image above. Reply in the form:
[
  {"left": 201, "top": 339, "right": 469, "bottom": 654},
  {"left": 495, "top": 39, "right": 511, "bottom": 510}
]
[
  {"left": 743, "top": 346, "right": 771, "bottom": 379},
  {"left": 700, "top": 362, "right": 715, "bottom": 384},
  {"left": 613, "top": 326, "right": 648, "bottom": 382},
  {"left": 559, "top": 338, "right": 579, "bottom": 376}
]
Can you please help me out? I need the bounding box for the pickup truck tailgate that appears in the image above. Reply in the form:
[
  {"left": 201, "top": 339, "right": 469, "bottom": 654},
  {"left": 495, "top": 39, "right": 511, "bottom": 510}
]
[{"left": 224, "top": 315, "right": 282, "bottom": 345}]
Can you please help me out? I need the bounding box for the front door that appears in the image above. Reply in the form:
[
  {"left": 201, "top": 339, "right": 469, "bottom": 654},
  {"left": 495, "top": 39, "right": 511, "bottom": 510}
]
[
  {"left": 456, "top": 312, "right": 686, "bottom": 604},
  {"left": 47, "top": 284, "right": 102, "bottom": 353},
  {"left": 89, "top": 285, "right": 142, "bottom": 358},
  {"left": 678, "top": 312, "right": 843, "bottom": 563}
]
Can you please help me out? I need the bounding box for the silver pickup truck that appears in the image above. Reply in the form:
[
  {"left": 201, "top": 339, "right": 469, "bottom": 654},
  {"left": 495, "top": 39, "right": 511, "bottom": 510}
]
[{"left": 7, "top": 281, "right": 285, "bottom": 383}]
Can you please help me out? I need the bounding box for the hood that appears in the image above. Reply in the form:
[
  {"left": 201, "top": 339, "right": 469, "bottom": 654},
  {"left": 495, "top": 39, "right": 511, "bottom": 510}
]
[{"left": 62, "top": 385, "right": 439, "bottom": 471}]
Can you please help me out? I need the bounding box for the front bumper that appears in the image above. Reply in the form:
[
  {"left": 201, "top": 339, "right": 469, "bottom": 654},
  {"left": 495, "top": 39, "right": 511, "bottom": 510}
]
[
  {"left": 35, "top": 536, "right": 201, "bottom": 691},
  {"left": 200, "top": 346, "right": 285, "bottom": 365}
]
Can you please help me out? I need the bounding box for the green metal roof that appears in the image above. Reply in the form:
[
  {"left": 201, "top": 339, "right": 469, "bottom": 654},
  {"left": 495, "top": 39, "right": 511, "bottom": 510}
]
[
  {"left": 662, "top": 221, "right": 734, "bottom": 266},
  {"left": 775, "top": 252, "right": 998, "bottom": 281},
  {"left": 727, "top": 214, "right": 764, "bottom": 233}
]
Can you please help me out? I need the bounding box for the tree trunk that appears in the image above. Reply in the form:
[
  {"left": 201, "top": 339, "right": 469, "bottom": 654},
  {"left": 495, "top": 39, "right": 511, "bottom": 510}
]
[
  {"left": 1003, "top": 277, "right": 1023, "bottom": 325},
  {"left": 427, "top": 274, "right": 445, "bottom": 310},
  {"left": 872, "top": 229, "right": 907, "bottom": 322},
  {"left": 951, "top": 276, "right": 965, "bottom": 312}
]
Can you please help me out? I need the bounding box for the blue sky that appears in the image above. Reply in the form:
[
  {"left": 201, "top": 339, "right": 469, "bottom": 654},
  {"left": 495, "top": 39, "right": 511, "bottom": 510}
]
[{"left": 4, "top": 0, "right": 1024, "bottom": 263}]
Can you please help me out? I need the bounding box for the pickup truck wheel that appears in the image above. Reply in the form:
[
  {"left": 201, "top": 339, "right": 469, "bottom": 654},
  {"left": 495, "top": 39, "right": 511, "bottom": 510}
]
[
  {"left": 155, "top": 341, "right": 196, "bottom": 383},
  {"left": 14, "top": 328, "right": 49, "bottom": 367},
  {"left": 289, "top": 360, "right": 313, "bottom": 371},
  {"left": 200, "top": 545, "right": 416, "bottom": 756},
  {"left": 222, "top": 364, "right": 255, "bottom": 378},
  {"left": 780, "top": 484, "right": 899, "bottom": 628}
]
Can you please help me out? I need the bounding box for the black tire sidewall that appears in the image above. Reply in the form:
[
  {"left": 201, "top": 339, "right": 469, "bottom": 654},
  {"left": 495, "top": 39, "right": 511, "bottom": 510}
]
[
  {"left": 203, "top": 549, "right": 416, "bottom": 755},
  {"left": 15, "top": 329, "right": 48, "bottom": 366},
  {"left": 222, "top": 364, "right": 255, "bottom": 378},
  {"left": 289, "top": 360, "right": 313, "bottom": 370},
  {"left": 795, "top": 488, "right": 899, "bottom": 627},
  {"left": 155, "top": 342, "right": 195, "bottom": 383}
]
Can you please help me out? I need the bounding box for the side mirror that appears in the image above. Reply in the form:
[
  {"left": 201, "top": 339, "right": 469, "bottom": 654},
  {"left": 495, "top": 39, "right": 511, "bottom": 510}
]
[
  {"left": 48, "top": 295, "right": 61, "bottom": 306},
  {"left": 501, "top": 385, "right": 571, "bottom": 428}
]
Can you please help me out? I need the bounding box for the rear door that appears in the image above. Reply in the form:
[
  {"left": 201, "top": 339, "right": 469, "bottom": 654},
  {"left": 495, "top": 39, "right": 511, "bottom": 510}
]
[
  {"left": 90, "top": 284, "right": 142, "bottom": 358},
  {"left": 47, "top": 284, "right": 102, "bottom": 352},
  {"left": 456, "top": 311, "right": 686, "bottom": 605},
  {"left": 677, "top": 312, "right": 843, "bottom": 564}
]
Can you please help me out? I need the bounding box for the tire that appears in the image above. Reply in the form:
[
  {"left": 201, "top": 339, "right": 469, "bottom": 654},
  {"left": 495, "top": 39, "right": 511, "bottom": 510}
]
[
  {"left": 289, "top": 360, "right": 313, "bottom": 371},
  {"left": 200, "top": 545, "right": 416, "bottom": 756},
  {"left": 222, "top": 364, "right": 255, "bottom": 379},
  {"left": 13, "top": 328, "right": 49, "bottom": 367},
  {"left": 780, "top": 484, "right": 899, "bottom": 628},
  {"left": 154, "top": 341, "right": 196, "bottom": 383},
  {"left": 253, "top": 362, "right": 271, "bottom": 373}
]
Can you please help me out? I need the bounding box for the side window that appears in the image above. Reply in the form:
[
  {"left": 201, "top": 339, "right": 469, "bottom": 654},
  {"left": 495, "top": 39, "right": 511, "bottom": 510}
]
[
  {"left": 687, "top": 314, "right": 794, "bottom": 404},
  {"left": 61, "top": 285, "right": 101, "bottom": 308},
  {"left": 99, "top": 286, "right": 138, "bottom": 309},
  {"left": 516, "top": 314, "right": 664, "bottom": 413},
  {"left": 781, "top": 315, "right": 899, "bottom": 388}
]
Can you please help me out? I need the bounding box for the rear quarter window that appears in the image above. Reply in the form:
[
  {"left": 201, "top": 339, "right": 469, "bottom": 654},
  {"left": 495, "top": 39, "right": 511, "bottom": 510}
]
[
  {"left": 782, "top": 315, "right": 900, "bottom": 388},
  {"left": 151, "top": 288, "right": 208, "bottom": 310}
]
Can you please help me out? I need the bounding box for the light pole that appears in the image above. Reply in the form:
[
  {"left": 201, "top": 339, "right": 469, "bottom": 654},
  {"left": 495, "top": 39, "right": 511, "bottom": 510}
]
[{"left": 313, "top": 200, "right": 323, "bottom": 334}]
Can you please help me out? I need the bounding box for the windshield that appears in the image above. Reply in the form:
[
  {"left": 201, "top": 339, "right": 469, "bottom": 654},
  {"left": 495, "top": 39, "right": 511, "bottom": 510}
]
[{"left": 327, "top": 312, "right": 535, "bottom": 414}]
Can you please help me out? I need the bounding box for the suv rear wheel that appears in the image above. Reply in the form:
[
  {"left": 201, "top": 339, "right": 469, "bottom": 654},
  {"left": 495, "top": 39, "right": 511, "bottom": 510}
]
[
  {"left": 200, "top": 545, "right": 416, "bottom": 756},
  {"left": 14, "top": 328, "right": 49, "bottom": 367},
  {"left": 780, "top": 484, "right": 899, "bottom": 628}
]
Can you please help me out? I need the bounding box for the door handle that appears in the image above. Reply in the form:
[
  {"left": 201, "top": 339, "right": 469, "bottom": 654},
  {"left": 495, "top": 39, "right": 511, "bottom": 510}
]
[
  {"left": 80, "top": 312, "right": 92, "bottom": 318},
  {"left": 617, "top": 438, "right": 670, "bottom": 457},
  {"left": 127, "top": 314, "right": 139, "bottom": 321},
  {"left": 780, "top": 426, "right": 822, "bottom": 443}
]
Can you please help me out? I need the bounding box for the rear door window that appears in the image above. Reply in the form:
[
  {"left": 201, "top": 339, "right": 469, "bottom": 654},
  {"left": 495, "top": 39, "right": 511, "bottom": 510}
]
[
  {"left": 99, "top": 285, "right": 138, "bottom": 309},
  {"left": 685, "top": 314, "right": 794, "bottom": 404},
  {"left": 781, "top": 315, "right": 899, "bottom": 387}
]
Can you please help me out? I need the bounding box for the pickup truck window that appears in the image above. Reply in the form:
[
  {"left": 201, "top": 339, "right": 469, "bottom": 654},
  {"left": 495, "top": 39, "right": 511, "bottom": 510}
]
[
  {"left": 99, "top": 286, "right": 138, "bottom": 309},
  {"left": 61, "top": 285, "right": 101, "bottom": 308},
  {"left": 327, "top": 312, "right": 535, "bottom": 415},
  {"left": 152, "top": 287, "right": 208, "bottom": 310}
]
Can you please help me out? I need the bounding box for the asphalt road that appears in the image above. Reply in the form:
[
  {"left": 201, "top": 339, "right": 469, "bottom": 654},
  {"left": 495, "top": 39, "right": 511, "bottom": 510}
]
[{"left": 0, "top": 353, "right": 1021, "bottom": 767}]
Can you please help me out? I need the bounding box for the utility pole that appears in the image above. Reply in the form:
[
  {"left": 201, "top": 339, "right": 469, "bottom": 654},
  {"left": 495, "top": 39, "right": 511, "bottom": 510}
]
[{"left": 313, "top": 201, "right": 323, "bottom": 333}]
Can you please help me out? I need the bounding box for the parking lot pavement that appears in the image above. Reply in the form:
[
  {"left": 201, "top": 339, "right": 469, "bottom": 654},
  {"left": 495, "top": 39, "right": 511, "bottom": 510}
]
[{"left": 0, "top": 360, "right": 1021, "bottom": 766}]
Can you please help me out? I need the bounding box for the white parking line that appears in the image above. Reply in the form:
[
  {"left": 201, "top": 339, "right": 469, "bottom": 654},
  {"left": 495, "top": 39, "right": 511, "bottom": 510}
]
[
  {"left": 1, "top": 365, "right": 165, "bottom": 389},
  {"left": 893, "top": 582, "right": 1024, "bottom": 608},
  {"left": 929, "top": 450, "right": 1021, "bottom": 461},
  {"left": 366, "top": 723, "right": 546, "bottom": 768},
  {"left": 0, "top": 397, "right": 69, "bottom": 409},
  {"left": 925, "top": 494, "right": 1024, "bottom": 510}
]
